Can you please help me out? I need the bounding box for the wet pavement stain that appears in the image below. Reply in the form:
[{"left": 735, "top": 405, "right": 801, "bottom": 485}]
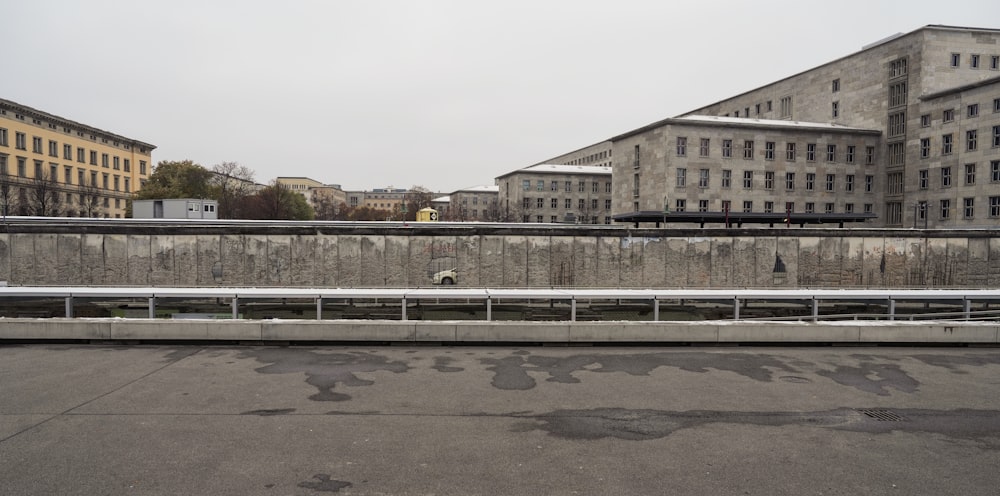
[
  {"left": 816, "top": 363, "right": 919, "bottom": 396},
  {"left": 242, "top": 408, "right": 296, "bottom": 416},
  {"left": 528, "top": 407, "right": 1000, "bottom": 449},
  {"left": 909, "top": 353, "right": 1000, "bottom": 373},
  {"left": 432, "top": 356, "right": 463, "bottom": 372},
  {"left": 481, "top": 352, "right": 799, "bottom": 391},
  {"left": 297, "top": 474, "right": 352, "bottom": 492},
  {"left": 238, "top": 349, "right": 409, "bottom": 401}
]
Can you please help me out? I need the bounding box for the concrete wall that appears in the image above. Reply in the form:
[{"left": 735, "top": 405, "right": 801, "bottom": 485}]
[{"left": 0, "top": 223, "right": 997, "bottom": 288}]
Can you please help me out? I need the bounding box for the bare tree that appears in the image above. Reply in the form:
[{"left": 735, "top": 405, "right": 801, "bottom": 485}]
[
  {"left": 0, "top": 174, "right": 19, "bottom": 217},
  {"left": 211, "top": 161, "right": 256, "bottom": 219},
  {"left": 29, "top": 171, "right": 64, "bottom": 217},
  {"left": 79, "top": 181, "right": 103, "bottom": 218}
]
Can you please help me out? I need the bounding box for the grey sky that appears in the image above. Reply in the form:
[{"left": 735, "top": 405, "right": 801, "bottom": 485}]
[{"left": 4, "top": 1, "right": 998, "bottom": 192}]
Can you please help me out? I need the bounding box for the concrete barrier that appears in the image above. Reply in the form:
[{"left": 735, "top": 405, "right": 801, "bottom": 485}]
[{"left": 2, "top": 318, "right": 999, "bottom": 344}]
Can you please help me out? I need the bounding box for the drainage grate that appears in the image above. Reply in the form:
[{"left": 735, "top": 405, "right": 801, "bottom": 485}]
[{"left": 858, "top": 409, "right": 907, "bottom": 422}]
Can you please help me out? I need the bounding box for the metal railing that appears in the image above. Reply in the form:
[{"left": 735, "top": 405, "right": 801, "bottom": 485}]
[{"left": 1, "top": 287, "right": 999, "bottom": 322}]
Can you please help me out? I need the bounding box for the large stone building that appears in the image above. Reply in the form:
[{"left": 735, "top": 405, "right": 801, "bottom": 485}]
[
  {"left": 495, "top": 164, "right": 613, "bottom": 224},
  {"left": 0, "top": 98, "right": 155, "bottom": 218},
  {"left": 440, "top": 185, "right": 500, "bottom": 221},
  {"left": 541, "top": 25, "right": 1000, "bottom": 228}
]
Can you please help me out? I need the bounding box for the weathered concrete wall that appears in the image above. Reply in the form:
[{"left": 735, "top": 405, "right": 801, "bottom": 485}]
[{"left": 1, "top": 221, "right": 998, "bottom": 288}]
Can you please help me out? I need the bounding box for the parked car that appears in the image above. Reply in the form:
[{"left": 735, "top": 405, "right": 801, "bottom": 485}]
[{"left": 432, "top": 268, "right": 457, "bottom": 285}]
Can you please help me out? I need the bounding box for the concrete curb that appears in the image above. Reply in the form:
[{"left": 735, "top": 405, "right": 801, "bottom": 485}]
[{"left": 1, "top": 319, "right": 998, "bottom": 344}]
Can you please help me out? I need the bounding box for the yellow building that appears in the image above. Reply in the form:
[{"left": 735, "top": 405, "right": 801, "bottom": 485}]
[{"left": 0, "top": 98, "right": 155, "bottom": 218}]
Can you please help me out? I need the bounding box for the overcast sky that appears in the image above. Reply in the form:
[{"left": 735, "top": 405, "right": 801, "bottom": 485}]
[{"left": 4, "top": 1, "right": 998, "bottom": 192}]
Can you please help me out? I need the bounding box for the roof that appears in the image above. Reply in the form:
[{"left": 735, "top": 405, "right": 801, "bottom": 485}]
[
  {"left": 496, "top": 163, "right": 612, "bottom": 180},
  {"left": 451, "top": 185, "right": 499, "bottom": 194},
  {"left": 431, "top": 196, "right": 451, "bottom": 203},
  {"left": 0, "top": 97, "right": 157, "bottom": 150},
  {"left": 611, "top": 115, "right": 882, "bottom": 142}
]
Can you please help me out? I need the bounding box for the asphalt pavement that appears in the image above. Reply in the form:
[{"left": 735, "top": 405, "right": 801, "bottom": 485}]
[{"left": 1, "top": 343, "right": 999, "bottom": 495}]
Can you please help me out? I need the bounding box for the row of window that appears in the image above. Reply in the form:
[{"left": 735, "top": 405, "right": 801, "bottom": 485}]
[
  {"left": 670, "top": 199, "right": 871, "bottom": 215},
  {"left": 672, "top": 169, "right": 874, "bottom": 193},
  {"left": 919, "top": 126, "right": 1000, "bottom": 157},
  {"left": 724, "top": 96, "right": 795, "bottom": 119},
  {"left": 921, "top": 99, "right": 1000, "bottom": 128},
  {"left": 918, "top": 160, "right": 1000, "bottom": 189},
  {"left": 0, "top": 129, "right": 145, "bottom": 174},
  {"left": 1, "top": 110, "right": 143, "bottom": 153},
  {"left": 524, "top": 215, "right": 611, "bottom": 224},
  {"left": 0, "top": 156, "right": 131, "bottom": 192},
  {"left": 915, "top": 197, "right": 1000, "bottom": 220},
  {"left": 565, "top": 149, "right": 612, "bottom": 166},
  {"left": 950, "top": 52, "right": 1000, "bottom": 70},
  {"left": 671, "top": 138, "right": 876, "bottom": 164},
  {"left": 522, "top": 197, "right": 613, "bottom": 211},
  {"left": 521, "top": 179, "right": 613, "bottom": 193}
]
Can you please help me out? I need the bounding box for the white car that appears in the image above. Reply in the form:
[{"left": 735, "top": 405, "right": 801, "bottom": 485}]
[{"left": 432, "top": 268, "right": 457, "bottom": 285}]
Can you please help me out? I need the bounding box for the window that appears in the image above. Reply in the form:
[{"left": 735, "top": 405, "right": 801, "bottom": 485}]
[
  {"left": 64, "top": 166, "right": 72, "bottom": 184},
  {"left": 89, "top": 151, "right": 97, "bottom": 165},
  {"left": 866, "top": 146, "right": 875, "bottom": 165},
  {"left": 605, "top": 199, "right": 611, "bottom": 210},
  {"left": 140, "top": 161, "right": 147, "bottom": 175},
  {"left": 0, "top": 128, "right": 6, "bottom": 147},
  {"left": 742, "top": 170, "right": 753, "bottom": 189},
  {"left": 805, "top": 202, "right": 815, "bottom": 214},
  {"left": 994, "top": 125, "right": 1000, "bottom": 147},
  {"left": 17, "top": 157, "right": 26, "bottom": 176},
  {"left": 951, "top": 53, "right": 961, "bottom": 67},
  {"left": 832, "top": 101, "right": 839, "bottom": 118},
  {"left": 806, "top": 143, "right": 816, "bottom": 162},
  {"left": 721, "top": 169, "right": 731, "bottom": 188},
  {"left": 578, "top": 181, "right": 586, "bottom": 192},
  {"left": 699, "top": 138, "right": 710, "bottom": 157},
  {"left": 865, "top": 175, "right": 874, "bottom": 193},
  {"left": 968, "top": 104, "right": 979, "bottom": 118},
  {"left": 536, "top": 198, "right": 543, "bottom": 208},
  {"left": 755, "top": 104, "right": 761, "bottom": 115},
  {"left": 887, "top": 142, "right": 904, "bottom": 167},
  {"left": 920, "top": 138, "right": 931, "bottom": 158},
  {"left": 632, "top": 173, "right": 640, "bottom": 197},
  {"left": 890, "top": 58, "right": 908, "bottom": 78},
  {"left": 888, "top": 172, "right": 904, "bottom": 195},
  {"left": 76, "top": 147, "right": 85, "bottom": 163},
  {"left": 889, "top": 82, "right": 907, "bottom": 108},
  {"left": 826, "top": 144, "right": 836, "bottom": 162},
  {"left": 994, "top": 56, "right": 1000, "bottom": 70},
  {"left": 941, "top": 166, "right": 952, "bottom": 187},
  {"left": 786, "top": 142, "right": 796, "bottom": 161},
  {"left": 832, "top": 79, "right": 840, "bottom": 92},
  {"left": 605, "top": 182, "right": 612, "bottom": 193},
  {"left": 113, "top": 156, "right": 120, "bottom": 170},
  {"left": 964, "top": 198, "right": 975, "bottom": 219},
  {"left": 967, "top": 130, "right": 977, "bottom": 151},
  {"left": 743, "top": 201, "right": 753, "bottom": 213},
  {"left": 77, "top": 169, "right": 84, "bottom": 185},
  {"left": 965, "top": 163, "right": 976, "bottom": 185},
  {"left": 674, "top": 199, "right": 686, "bottom": 212},
  {"left": 846, "top": 174, "right": 855, "bottom": 193},
  {"left": 764, "top": 171, "right": 774, "bottom": 189},
  {"left": 551, "top": 198, "right": 558, "bottom": 209},
  {"left": 124, "top": 178, "right": 130, "bottom": 193},
  {"left": 15, "top": 132, "right": 26, "bottom": 150},
  {"left": 676, "top": 137, "right": 687, "bottom": 156},
  {"left": 766, "top": 100, "right": 773, "bottom": 112},
  {"left": 564, "top": 198, "right": 571, "bottom": 209},
  {"left": 633, "top": 144, "right": 640, "bottom": 168},
  {"left": 522, "top": 180, "right": 530, "bottom": 190},
  {"left": 993, "top": 160, "right": 1000, "bottom": 182},
  {"left": 522, "top": 198, "right": 530, "bottom": 209},
  {"left": 990, "top": 196, "right": 1000, "bottom": 218},
  {"left": 764, "top": 141, "right": 775, "bottom": 160},
  {"left": 698, "top": 200, "right": 709, "bottom": 212},
  {"left": 113, "top": 176, "right": 120, "bottom": 191},
  {"left": 48, "top": 140, "right": 58, "bottom": 157},
  {"left": 846, "top": 145, "right": 855, "bottom": 164},
  {"left": 785, "top": 172, "right": 795, "bottom": 190},
  {"left": 536, "top": 180, "right": 544, "bottom": 191},
  {"left": 63, "top": 144, "right": 72, "bottom": 160},
  {"left": 940, "top": 199, "right": 951, "bottom": 219},
  {"left": 887, "top": 111, "right": 906, "bottom": 138},
  {"left": 764, "top": 201, "right": 774, "bottom": 214},
  {"left": 942, "top": 134, "right": 953, "bottom": 155},
  {"left": 676, "top": 168, "right": 687, "bottom": 187},
  {"left": 698, "top": 169, "right": 709, "bottom": 188},
  {"left": 124, "top": 159, "right": 130, "bottom": 172},
  {"left": 780, "top": 96, "right": 792, "bottom": 118},
  {"left": 592, "top": 182, "right": 599, "bottom": 193},
  {"left": 919, "top": 169, "right": 929, "bottom": 189},
  {"left": 825, "top": 174, "right": 835, "bottom": 192},
  {"left": 886, "top": 202, "right": 902, "bottom": 224},
  {"left": 32, "top": 136, "right": 42, "bottom": 153},
  {"left": 722, "top": 140, "right": 732, "bottom": 158},
  {"left": 920, "top": 114, "right": 930, "bottom": 127},
  {"left": 971, "top": 54, "right": 980, "bottom": 69},
  {"left": 536, "top": 216, "right": 543, "bottom": 223},
  {"left": 943, "top": 109, "right": 955, "bottom": 122},
  {"left": 806, "top": 173, "right": 815, "bottom": 191}
]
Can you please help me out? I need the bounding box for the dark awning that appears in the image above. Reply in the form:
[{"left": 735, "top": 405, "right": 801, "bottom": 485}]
[{"left": 613, "top": 210, "right": 877, "bottom": 228}]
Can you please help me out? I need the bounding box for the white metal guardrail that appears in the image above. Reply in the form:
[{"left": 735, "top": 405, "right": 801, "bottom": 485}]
[{"left": 2, "top": 287, "right": 1000, "bottom": 322}]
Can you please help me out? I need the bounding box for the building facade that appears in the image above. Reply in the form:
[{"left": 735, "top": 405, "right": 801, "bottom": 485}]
[
  {"left": 534, "top": 25, "right": 1000, "bottom": 228},
  {"left": 0, "top": 98, "right": 155, "bottom": 218},
  {"left": 495, "top": 164, "right": 613, "bottom": 224},
  {"left": 443, "top": 185, "right": 500, "bottom": 221}
]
